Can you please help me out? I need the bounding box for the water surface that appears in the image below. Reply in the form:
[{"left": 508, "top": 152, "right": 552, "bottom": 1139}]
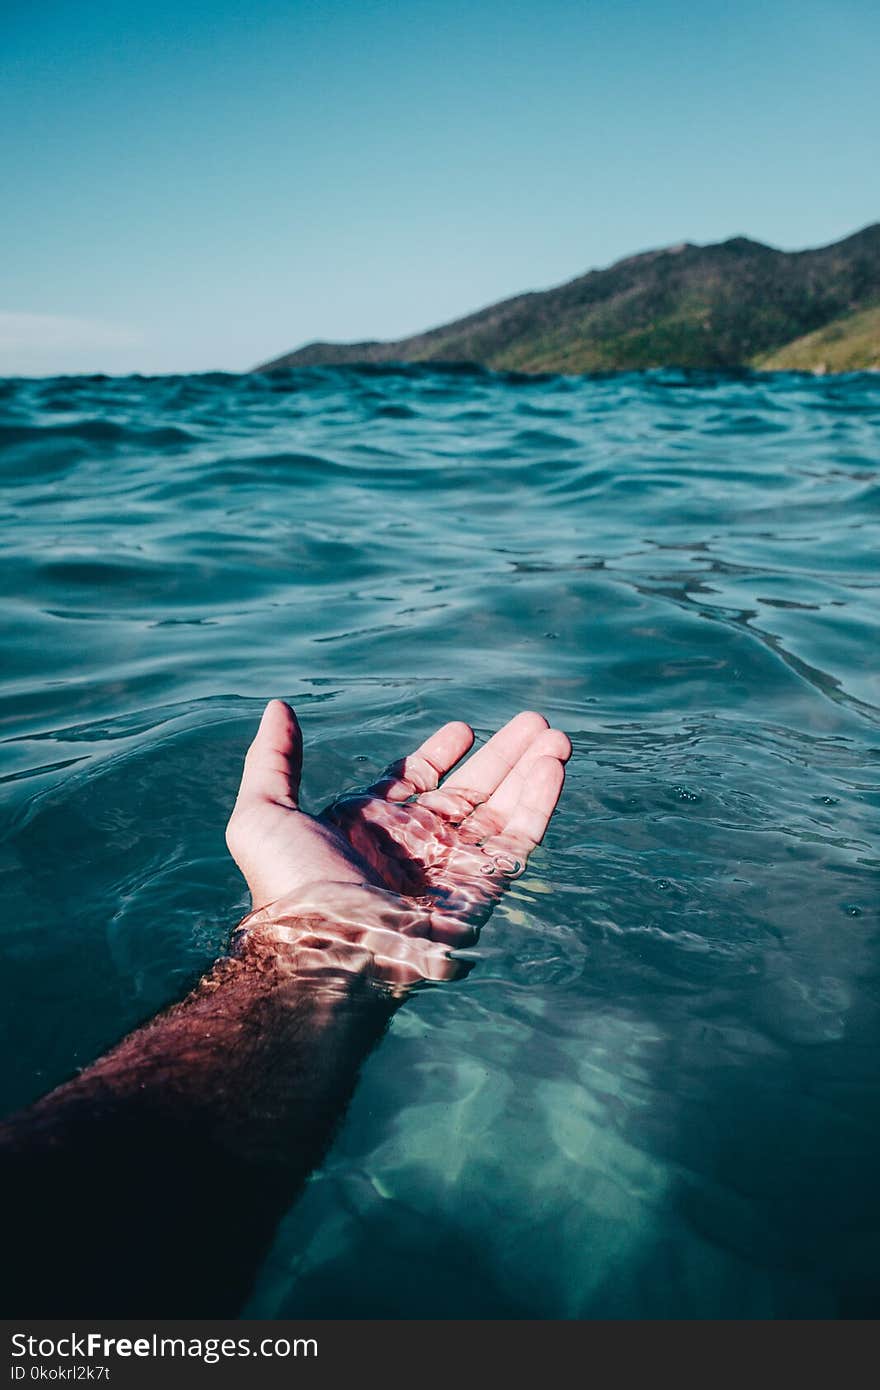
[{"left": 1, "top": 366, "right": 878, "bottom": 1317}]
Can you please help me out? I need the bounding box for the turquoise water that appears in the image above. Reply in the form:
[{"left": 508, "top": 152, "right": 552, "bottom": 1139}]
[{"left": 1, "top": 366, "right": 878, "bottom": 1317}]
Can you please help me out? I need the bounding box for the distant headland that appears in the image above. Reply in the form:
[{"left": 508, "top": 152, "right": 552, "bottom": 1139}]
[{"left": 255, "top": 224, "right": 880, "bottom": 376}]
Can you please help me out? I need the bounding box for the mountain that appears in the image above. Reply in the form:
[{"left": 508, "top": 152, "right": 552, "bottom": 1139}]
[{"left": 255, "top": 224, "right": 880, "bottom": 375}]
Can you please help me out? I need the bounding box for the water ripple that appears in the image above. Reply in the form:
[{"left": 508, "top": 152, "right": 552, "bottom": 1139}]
[{"left": 2, "top": 366, "right": 879, "bottom": 1317}]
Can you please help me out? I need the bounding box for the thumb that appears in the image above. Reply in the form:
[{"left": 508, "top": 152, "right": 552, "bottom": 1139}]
[{"left": 238, "top": 699, "right": 303, "bottom": 807}]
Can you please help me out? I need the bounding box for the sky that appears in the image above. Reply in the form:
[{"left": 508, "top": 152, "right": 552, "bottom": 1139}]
[{"left": 2, "top": 0, "right": 879, "bottom": 376}]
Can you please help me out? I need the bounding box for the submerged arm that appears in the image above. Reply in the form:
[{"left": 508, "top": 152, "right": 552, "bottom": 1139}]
[
  {"left": 0, "top": 702, "right": 569, "bottom": 1316},
  {"left": 0, "top": 905, "right": 405, "bottom": 1316}
]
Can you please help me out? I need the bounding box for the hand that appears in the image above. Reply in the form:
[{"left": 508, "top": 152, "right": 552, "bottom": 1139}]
[{"left": 226, "top": 701, "right": 570, "bottom": 987}]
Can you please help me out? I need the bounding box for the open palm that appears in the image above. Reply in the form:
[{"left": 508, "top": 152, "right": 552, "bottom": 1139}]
[{"left": 226, "top": 701, "right": 570, "bottom": 985}]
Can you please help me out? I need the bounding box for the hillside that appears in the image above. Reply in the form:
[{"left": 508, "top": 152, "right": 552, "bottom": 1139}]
[
  {"left": 256, "top": 224, "right": 880, "bottom": 375},
  {"left": 754, "top": 303, "right": 880, "bottom": 372}
]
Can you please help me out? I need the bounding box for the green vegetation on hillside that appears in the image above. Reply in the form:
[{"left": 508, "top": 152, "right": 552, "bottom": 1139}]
[
  {"left": 753, "top": 303, "right": 880, "bottom": 372},
  {"left": 256, "top": 224, "right": 880, "bottom": 376}
]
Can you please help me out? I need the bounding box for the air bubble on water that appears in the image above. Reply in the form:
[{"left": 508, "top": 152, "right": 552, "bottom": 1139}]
[
  {"left": 842, "top": 903, "right": 862, "bottom": 917},
  {"left": 495, "top": 853, "right": 521, "bottom": 875},
  {"left": 819, "top": 795, "right": 839, "bottom": 806},
  {"left": 674, "top": 786, "right": 701, "bottom": 803}
]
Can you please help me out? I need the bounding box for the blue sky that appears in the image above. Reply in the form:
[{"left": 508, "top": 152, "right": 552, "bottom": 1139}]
[{"left": 2, "top": 0, "right": 878, "bottom": 375}]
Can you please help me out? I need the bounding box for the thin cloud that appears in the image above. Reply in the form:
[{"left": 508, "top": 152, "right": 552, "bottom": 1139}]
[{"left": 0, "top": 311, "right": 144, "bottom": 375}]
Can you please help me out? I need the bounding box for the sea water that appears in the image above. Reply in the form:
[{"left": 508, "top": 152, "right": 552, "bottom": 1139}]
[{"left": 1, "top": 365, "right": 878, "bottom": 1317}]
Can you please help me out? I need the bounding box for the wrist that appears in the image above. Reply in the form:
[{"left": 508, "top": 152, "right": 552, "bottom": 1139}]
[
  {"left": 231, "top": 880, "right": 462, "bottom": 994},
  {"left": 231, "top": 890, "right": 398, "bottom": 1000}
]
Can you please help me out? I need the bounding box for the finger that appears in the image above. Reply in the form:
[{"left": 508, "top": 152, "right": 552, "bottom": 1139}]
[
  {"left": 237, "top": 700, "right": 302, "bottom": 808},
  {"left": 441, "top": 710, "right": 550, "bottom": 800},
  {"left": 368, "top": 720, "right": 474, "bottom": 800},
  {"left": 478, "top": 727, "right": 571, "bottom": 825},
  {"left": 482, "top": 755, "right": 566, "bottom": 860}
]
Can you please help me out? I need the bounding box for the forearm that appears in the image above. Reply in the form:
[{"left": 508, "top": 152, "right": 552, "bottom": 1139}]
[{"left": 0, "top": 903, "right": 398, "bottom": 1316}]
